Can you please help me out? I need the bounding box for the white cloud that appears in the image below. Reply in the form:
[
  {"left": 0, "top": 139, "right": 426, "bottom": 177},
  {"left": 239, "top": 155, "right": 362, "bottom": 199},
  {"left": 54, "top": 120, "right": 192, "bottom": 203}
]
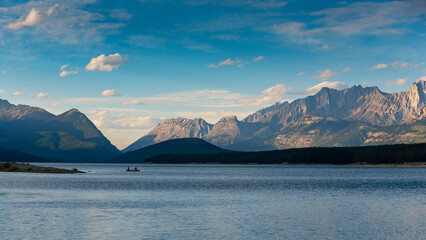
[
  {"left": 13, "top": 91, "right": 24, "bottom": 98},
  {"left": 416, "top": 76, "right": 426, "bottom": 82},
  {"left": 122, "top": 100, "right": 145, "bottom": 106},
  {"left": 368, "top": 63, "right": 389, "bottom": 71},
  {"left": 253, "top": 56, "right": 265, "bottom": 62},
  {"left": 6, "top": 9, "right": 44, "bottom": 30},
  {"left": 85, "top": 53, "right": 123, "bottom": 71},
  {"left": 59, "top": 64, "right": 77, "bottom": 77},
  {"left": 385, "top": 77, "right": 409, "bottom": 86},
  {"left": 34, "top": 92, "right": 49, "bottom": 99},
  {"left": 1, "top": 70, "right": 6, "bottom": 74},
  {"left": 59, "top": 70, "right": 78, "bottom": 77},
  {"left": 0, "top": 89, "right": 5, "bottom": 94},
  {"left": 102, "top": 89, "right": 119, "bottom": 97},
  {"left": 305, "top": 81, "right": 348, "bottom": 95},
  {"left": 71, "top": 87, "right": 282, "bottom": 108},
  {"left": 60, "top": 64, "right": 69, "bottom": 71},
  {"left": 342, "top": 66, "right": 351, "bottom": 73},
  {"left": 391, "top": 61, "right": 410, "bottom": 68},
  {"left": 5, "top": 4, "right": 58, "bottom": 30},
  {"left": 270, "top": 1, "right": 426, "bottom": 44},
  {"left": 315, "top": 45, "right": 333, "bottom": 51},
  {"left": 51, "top": 102, "right": 61, "bottom": 107},
  {"left": 255, "top": 84, "right": 292, "bottom": 105},
  {"left": 208, "top": 58, "right": 244, "bottom": 68},
  {"left": 90, "top": 110, "right": 161, "bottom": 130},
  {"left": 296, "top": 72, "right": 305, "bottom": 76},
  {"left": 311, "top": 69, "right": 337, "bottom": 80}
]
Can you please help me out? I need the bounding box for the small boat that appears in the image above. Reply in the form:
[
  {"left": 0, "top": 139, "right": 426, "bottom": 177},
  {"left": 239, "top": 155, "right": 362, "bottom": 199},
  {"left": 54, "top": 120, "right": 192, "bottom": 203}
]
[{"left": 126, "top": 167, "right": 140, "bottom": 172}]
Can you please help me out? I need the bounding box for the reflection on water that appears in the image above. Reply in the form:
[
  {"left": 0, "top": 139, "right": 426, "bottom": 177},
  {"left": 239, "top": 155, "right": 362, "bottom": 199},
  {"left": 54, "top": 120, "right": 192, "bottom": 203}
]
[{"left": 0, "top": 164, "right": 425, "bottom": 239}]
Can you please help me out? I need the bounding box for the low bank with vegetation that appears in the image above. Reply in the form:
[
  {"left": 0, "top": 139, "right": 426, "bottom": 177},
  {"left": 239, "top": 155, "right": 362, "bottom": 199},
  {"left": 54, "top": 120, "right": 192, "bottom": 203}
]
[{"left": 0, "top": 162, "right": 84, "bottom": 173}]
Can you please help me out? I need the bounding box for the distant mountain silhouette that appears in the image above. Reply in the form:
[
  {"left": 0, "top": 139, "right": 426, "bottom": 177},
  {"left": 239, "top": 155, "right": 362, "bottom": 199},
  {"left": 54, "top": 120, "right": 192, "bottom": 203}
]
[
  {"left": 125, "top": 81, "right": 426, "bottom": 151},
  {"left": 111, "top": 138, "right": 231, "bottom": 163},
  {"left": 0, "top": 100, "right": 120, "bottom": 162}
]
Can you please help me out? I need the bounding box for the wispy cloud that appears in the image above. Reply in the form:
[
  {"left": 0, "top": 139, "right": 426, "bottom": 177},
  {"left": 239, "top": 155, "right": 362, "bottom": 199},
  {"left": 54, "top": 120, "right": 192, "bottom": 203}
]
[
  {"left": 125, "top": 35, "right": 167, "bottom": 49},
  {"left": 311, "top": 69, "right": 337, "bottom": 81},
  {"left": 185, "top": 0, "right": 287, "bottom": 9},
  {"left": 70, "top": 85, "right": 294, "bottom": 108},
  {"left": 5, "top": 4, "right": 58, "bottom": 30},
  {"left": 1, "top": 1, "right": 124, "bottom": 45},
  {"left": 342, "top": 66, "right": 351, "bottom": 73},
  {"left": 315, "top": 45, "right": 333, "bottom": 51},
  {"left": 85, "top": 53, "right": 123, "bottom": 72},
  {"left": 90, "top": 110, "right": 161, "bottom": 130},
  {"left": 34, "top": 92, "right": 49, "bottom": 99},
  {"left": 102, "top": 89, "right": 119, "bottom": 97},
  {"left": 385, "top": 77, "right": 409, "bottom": 86},
  {"left": 109, "top": 9, "right": 132, "bottom": 21},
  {"left": 253, "top": 56, "right": 265, "bottom": 62},
  {"left": 208, "top": 58, "right": 245, "bottom": 68},
  {"left": 368, "top": 63, "right": 389, "bottom": 71},
  {"left": 368, "top": 61, "right": 423, "bottom": 71},
  {"left": 296, "top": 72, "right": 305, "bottom": 76},
  {"left": 254, "top": 84, "right": 292, "bottom": 105},
  {"left": 270, "top": 1, "right": 426, "bottom": 43},
  {"left": 59, "top": 64, "right": 78, "bottom": 77},
  {"left": 59, "top": 70, "right": 78, "bottom": 77},
  {"left": 305, "top": 81, "right": 348, "bottom": 95},
  {"left": 12, "top": 91, "right": 24, "bottom": 98}
]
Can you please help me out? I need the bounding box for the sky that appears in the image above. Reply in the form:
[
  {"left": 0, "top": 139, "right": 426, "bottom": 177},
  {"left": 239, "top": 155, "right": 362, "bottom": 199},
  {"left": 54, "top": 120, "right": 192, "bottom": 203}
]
[{"left": 0, "top": 0, "right": 425, "bottom": 149}]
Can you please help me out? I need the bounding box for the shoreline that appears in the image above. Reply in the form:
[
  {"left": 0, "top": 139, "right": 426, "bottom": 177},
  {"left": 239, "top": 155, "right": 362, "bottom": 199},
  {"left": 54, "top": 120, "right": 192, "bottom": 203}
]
[
  {"left": 0, "top": 162, "right": 84, "bottom": 173},
  {"left": 344, "top": 163, "right": 426, "bottom": 167}
]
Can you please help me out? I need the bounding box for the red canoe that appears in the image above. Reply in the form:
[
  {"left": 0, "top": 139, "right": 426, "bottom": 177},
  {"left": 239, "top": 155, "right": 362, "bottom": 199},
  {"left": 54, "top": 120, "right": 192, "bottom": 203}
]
[{"left": 126, "top": 169, "right": 140, "bottom": 172}]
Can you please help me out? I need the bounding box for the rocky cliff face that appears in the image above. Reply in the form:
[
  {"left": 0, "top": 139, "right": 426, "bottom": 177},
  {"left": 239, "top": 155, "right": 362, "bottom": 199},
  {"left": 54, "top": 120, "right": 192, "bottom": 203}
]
[{"left": 125, "top": 81, "right": 426, "bottom": 152}]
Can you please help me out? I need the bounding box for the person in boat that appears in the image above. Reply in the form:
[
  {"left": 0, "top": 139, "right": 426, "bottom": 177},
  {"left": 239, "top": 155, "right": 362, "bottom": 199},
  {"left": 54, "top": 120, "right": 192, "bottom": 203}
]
[
  {"left": 134, "top": 167, "right": 138, "bottom": 170},
  {"left": 127, "top": 167, "right": 130, "bottom": 170}
]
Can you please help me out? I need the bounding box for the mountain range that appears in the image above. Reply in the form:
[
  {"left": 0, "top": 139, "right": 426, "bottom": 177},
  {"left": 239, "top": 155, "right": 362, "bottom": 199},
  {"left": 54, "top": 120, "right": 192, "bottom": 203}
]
[
  {"left": 0, "top": 81, "right": 424, "bottom": 162},
  {"left": 124, "top": 80, "right": 426, "bottom": 152},
  {"left": 0, "top": 100, "right": 120, "bottom": 162}
]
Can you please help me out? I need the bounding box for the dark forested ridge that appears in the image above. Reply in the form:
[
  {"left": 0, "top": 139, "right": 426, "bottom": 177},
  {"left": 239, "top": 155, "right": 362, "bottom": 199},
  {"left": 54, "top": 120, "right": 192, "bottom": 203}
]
[
  {"left": 0, "top": 145, "right": 54, "bottom": 162},
  {"left": 110, "top": 138, "right": 231, "bottom": 163},
  {"left": 145, "top": 143, "right": 426, "bottom": 165}
]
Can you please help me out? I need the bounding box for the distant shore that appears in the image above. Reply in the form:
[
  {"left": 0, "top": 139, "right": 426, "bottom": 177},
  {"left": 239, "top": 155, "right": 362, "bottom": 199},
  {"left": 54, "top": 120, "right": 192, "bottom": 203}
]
[
  {"left": 0, "top": 162, "right": 84, "bottom": 173},
  {"left": 345, "top": 163, "right": 426, "bottom": 167}
]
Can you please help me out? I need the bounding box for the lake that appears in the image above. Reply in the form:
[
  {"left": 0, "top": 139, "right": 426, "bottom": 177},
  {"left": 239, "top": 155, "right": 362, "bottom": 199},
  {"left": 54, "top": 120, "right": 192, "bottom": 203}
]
[{"left": 0, "top": 164, "right": 425, "bottom": 239}]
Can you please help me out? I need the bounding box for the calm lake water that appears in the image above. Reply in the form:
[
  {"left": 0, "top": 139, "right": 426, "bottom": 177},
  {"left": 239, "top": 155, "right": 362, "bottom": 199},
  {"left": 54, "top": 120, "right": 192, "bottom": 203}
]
[{"left": 0, "top": 164, "right": 425, "bottom": 240}]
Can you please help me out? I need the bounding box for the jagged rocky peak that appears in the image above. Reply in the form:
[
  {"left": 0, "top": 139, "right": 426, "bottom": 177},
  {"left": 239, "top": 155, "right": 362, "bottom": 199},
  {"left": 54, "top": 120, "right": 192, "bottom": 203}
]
[
  {"left": 244, "top": 101, "right": 289, "bottom": 123},
  {"left": 407, "top": 80, "right": 426, "bottom": 106},
  {"left": 218, "top": 115, "right": 238, "bottom": 123}
]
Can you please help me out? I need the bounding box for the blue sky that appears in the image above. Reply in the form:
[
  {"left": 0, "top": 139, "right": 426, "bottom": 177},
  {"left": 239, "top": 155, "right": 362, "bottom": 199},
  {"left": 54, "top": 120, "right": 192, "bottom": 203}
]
[{"left": 0, "top": 0, "right": 425, "bottom": 149}]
